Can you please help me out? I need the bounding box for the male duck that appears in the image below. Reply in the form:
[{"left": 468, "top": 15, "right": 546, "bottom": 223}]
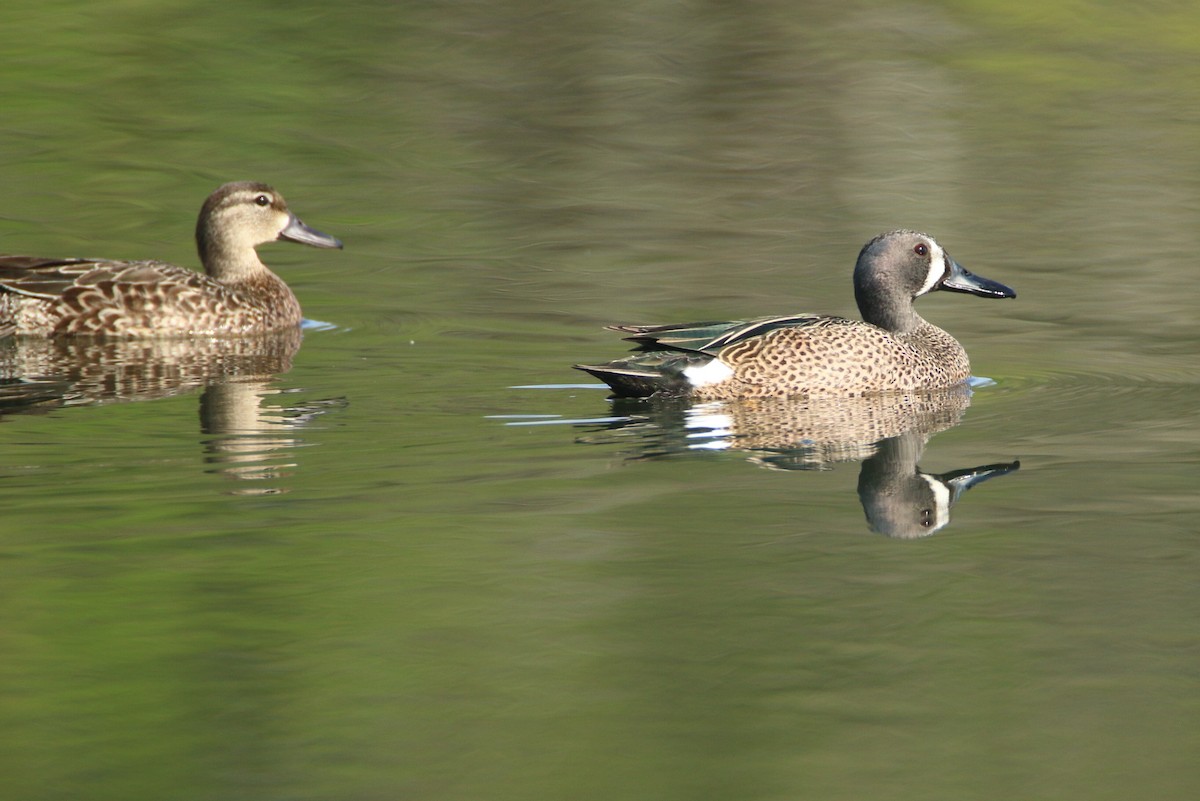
[
  {"left": 0, "top": 181, "right": 342, "bottom": 336},
  {"left": 575, "top": 230, "right": 1015, "bottom": 399}
]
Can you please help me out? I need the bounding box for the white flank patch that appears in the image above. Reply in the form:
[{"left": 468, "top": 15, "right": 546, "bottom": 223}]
[
  {"left": 919, "top": 474, "right": 952, "bottom": 533},
  {"left": 682, "top": 358, "right": 735, "bottom": 388},
  {"left": 916, "top": 238, "right": 947, "bottom": 297}
]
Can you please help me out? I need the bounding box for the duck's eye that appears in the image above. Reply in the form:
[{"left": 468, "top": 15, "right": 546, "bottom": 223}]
[
  {"left": 914, "top": 243, "right": 929, "bottom": 257},
  {"left": 254, "top": 194, "right": 271, "bottom": 207}
]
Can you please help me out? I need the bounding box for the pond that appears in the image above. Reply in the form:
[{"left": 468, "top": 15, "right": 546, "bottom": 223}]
[{"left": 0, "top": 1, "right": 1198, "bottom": 799}]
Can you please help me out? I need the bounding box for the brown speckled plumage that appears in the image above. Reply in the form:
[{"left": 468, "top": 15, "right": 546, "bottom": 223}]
[
  {"left": 576, "top": 230, "right": 1016, "bottom": 398},
  {"left": 0, "top": 182, "right": 342, "bottom": 337}
]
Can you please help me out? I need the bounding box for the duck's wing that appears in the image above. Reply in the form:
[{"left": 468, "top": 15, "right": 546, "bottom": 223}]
[
  {"left": 0, "top": 256, "right": 200, "bottom": 300},
  {"left": 611, "top": 314, "right": 828, "bottom": 355},
  {"left": 0, "top": 257, "right": 102, "bottom": 299}
]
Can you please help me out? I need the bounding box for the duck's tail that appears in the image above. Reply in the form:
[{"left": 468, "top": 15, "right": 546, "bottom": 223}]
[{"left": 573, "top": 361, "right": 678, "bottom": 398}]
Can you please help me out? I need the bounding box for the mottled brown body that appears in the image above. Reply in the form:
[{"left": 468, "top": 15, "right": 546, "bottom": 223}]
[
  {"left": 0, "top": 257, "right": 301, "bottom": 336},
  {"left": 693, "top": 317, "right": 971, "bottom": 399}
]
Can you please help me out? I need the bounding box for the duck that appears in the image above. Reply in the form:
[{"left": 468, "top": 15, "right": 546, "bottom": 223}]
[
  {"left": 575, "top": 230, "right": 1015, "bottom": 399},
  {"left": 0, "top": 181, "right": 342, "bottom": 336}
]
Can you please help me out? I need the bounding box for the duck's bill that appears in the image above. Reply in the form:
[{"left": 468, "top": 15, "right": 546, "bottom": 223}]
[
  {"left": 939, "top": 259, "right": 1015, "bottom": 299},
  {"left": 279, "top": 214, "right": 344, "bottom": 249}
]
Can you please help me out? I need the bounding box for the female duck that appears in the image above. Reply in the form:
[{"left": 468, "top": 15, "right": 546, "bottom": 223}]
[
  {"left": 576, "top": 230, "right": 1016, "bottom": 399},
  {"left": 0, "top": 181, "right": 342, "bottom": 337}
]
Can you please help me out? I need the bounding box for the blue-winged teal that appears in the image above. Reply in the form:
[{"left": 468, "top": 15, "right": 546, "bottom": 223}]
[
  {"left": 0, "top": 182, "right": 342, "bottom": 336},
  {"left": 576, "top": 230, "right": 1016, "bottom": 398}
]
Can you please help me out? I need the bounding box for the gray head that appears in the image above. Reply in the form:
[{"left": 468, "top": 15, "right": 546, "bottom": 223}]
[
  {"left": 195, "top": 182, "right": 343, "bottom": 280},
  {"left": 853, "top": 230, "right": 1015, "bottom": 334}
]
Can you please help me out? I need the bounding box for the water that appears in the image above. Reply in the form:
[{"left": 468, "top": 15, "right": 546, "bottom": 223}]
[{"left": 1, "top": 1, "right": 1199, "bottom": 799}]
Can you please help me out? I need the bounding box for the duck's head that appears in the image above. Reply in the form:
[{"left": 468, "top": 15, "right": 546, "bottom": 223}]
[
  {"left": 196, "top": 181, "right": 343, "bottom": 280},
  {"left": 853, "top": 230, "right": 1015, "bottom": 333}
]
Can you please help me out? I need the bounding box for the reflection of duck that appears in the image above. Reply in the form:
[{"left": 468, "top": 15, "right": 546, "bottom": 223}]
[
  {"left": 577, "top": 230, "right": 1015, "bottom": 399},
  {"left": 0, "top": 182, "right": 342, "bottom": 336},
  {"left": 0, "top": 329, "right": 303, "bottom": 409},
  {"left": 0, "top": 331, "right": 344, "bottom": 493},
  {"left": 580, "top": 388, "right": 1017, "bottom": 536},
  {"left": 686, "top": 389, "right": 972, "bottom": 468}
]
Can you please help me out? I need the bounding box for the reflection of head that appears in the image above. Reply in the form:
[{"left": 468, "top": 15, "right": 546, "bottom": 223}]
[{"left": 858, "top": 434, "right": 1018, "bottom": 538}]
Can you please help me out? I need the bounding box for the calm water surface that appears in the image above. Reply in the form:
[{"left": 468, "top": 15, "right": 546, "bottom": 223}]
[{"left": 1, "top": 2, "right": 1198, "bottom": 799}]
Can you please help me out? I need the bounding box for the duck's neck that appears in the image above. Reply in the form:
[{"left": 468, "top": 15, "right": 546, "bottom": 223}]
[
  {"left": 197, "top": 235, "right": 272, "bottom": 283},
  {"left": 855, "top": 284, "right": 922, "bottom": 334}
]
